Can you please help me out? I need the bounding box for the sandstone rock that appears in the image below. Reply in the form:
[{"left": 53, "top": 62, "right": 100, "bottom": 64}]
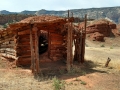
[
  {"left": 86, "top": 19, "right": 116, "bottom": 41},
  {"left": 90, "top": 32, "right": 104, "bottom": 41}
]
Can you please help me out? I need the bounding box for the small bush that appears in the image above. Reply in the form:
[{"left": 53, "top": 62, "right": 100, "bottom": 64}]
[
  {"left": 110, "top": 46, "right": 113, "bottom": 49},
  {"left": 80, "top": 80, "right": 87, "bottom": 85},
  {"left": 100, "top": 44, "right": 105, "bottom": 47},
  {"left": 53, "top": 77, "right": 65, "bottom": 90}
]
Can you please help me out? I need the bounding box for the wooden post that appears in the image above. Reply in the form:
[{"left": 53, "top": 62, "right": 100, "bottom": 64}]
[
  {"left": 67, "top": 10, "right": 73, "bottom": 71},
  {"left": 67, "top": 10, "right": 70, "bottom": 71},
  {"left": 70, "top": 22, "right": 73, "bottom": 66},
  {"left": 105, "top": 57, "right": 111, "bottom": 67},
  {"left": 35, "top": 29, "right": 40, "bottom": 73},
  {"left": 79, "top": 30, "right": 83, "bottom": 63},
  {"left": 30, "top": 24, "right": 35, "bottom": 73},
  {"left": 81, "top": 14, "right": 87, "bottom": 63}
]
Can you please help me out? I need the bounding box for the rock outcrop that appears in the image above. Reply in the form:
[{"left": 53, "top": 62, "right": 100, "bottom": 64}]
[{"left": 86, "top": 19, "right": 116, "bottom": 41}]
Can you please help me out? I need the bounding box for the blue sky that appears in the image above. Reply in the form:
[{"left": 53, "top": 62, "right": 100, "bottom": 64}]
[{"left": 0, "top": 0, "right": 119, "bottom": 12}]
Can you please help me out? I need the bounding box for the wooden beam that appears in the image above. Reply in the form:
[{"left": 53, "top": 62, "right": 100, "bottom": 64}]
[
  {"left": 35, "top": 29, "right": 40, "bottom": 74},
  {"left": 70, "top": 22, "right": 73, "bottom": 66},
  {"left": 81, "top": 14, "right": 87, "bottom": 63},
  {"left": 67, "top": 10, "right": 71, "bottom": 71},
  {"left": 30, "top": 24, "right": 35, "bottom": 73}
]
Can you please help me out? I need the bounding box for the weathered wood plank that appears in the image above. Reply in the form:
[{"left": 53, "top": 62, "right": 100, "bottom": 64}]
[
  {"left": 30, "top": 24, "right": 35, "bottom": 73},
  {"left": 35, "top": 29, "right": 40, "bottom": 73}
]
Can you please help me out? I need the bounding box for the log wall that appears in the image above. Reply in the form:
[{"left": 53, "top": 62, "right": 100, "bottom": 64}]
[
  {"left": 49, "top": 33, "right": 66, "bottom": 61},
  {"left": 16, "top": 28, "right": 34, "bottom": 66},
  {"left": 0, "top": 30, "right": 17, "bottom": 68}
]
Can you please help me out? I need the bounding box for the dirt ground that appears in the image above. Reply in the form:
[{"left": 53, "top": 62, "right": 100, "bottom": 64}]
[{"left": 0, "top": 38, "right": 120, "bottom": 90}]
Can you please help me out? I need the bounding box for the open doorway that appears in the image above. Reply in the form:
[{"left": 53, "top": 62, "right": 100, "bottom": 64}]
[{"left": 39, "top": 30, "right": 48, "bottom": 54}]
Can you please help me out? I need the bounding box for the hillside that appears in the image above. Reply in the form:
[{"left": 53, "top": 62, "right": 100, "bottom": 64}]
[
  {"left": 0, "top": 6, "right": 120, "bottom": 24},
  {"left": 0, "top": 14, "right": 34, "bottom": 25}
]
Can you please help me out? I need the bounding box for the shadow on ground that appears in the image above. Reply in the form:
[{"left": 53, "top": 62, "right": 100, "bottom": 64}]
[{"left": 34, "top": 59, "right": 107, "bottom": 81}]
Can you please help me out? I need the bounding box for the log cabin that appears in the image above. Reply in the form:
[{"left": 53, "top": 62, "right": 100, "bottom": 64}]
[{"left": 0, "top": 14, "right": 87, "bottom": 74}]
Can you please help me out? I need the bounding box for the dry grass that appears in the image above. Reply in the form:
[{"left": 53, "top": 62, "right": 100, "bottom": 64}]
[{"left": 85, "top": 47, "right": 120, "bottom": 70}]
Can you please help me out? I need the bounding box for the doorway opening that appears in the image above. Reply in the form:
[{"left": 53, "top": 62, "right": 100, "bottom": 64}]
[{"left": 39, "top": 30, "right": 48, "bottom": 54}]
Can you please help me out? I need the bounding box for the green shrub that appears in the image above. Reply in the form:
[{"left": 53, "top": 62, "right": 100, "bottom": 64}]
[
  {"left": 100, "top": 44, "right": 105, "bottom": 47},
  {"left": 80, "top": 80, "right": 87, "bottom": 85},
  {"left": 53, "top": 77, "right": 65, "bottom": 90},
  {"left": 110, "top": 46, "right": 113, "bottom": 49}
]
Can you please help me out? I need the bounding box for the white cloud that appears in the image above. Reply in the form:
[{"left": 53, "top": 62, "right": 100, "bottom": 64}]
[{"left": 0, "top": 0, "right": 120, "bottom": 11}]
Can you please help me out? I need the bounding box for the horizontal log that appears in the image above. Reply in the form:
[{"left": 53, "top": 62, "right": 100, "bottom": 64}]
[
  {"left": 18, "top": 41, "right": 35, "bottom": 46},
  {"left": 51, "top": 36, "right": 64, "bottom": 41},
  {"left": 50, "top": 46, "right": 66, "bottom": 50},
  {"left": 18, "top": 55, "right": 31, "bottom": 58},
  {"left": 1, "top": 32, "right": 13, "bottom": 37},
  {"left": 0, "top": 45, "right": 14, "bottom": 48},
  {"left": 0, "top": 50, "right": 16, "bottom": 55},
  {"left": 16, "top": 47, "right": 31, "bottom": 51},
  {"left": 0, "top": 34, "right": 14, "bottom": 40},
  {"left": 0, "top": 56, "right": 9, "bottom": 61},
  {"left": 18, "top": 41, "right": 30, "bottom": 45},
  {"left": 0, "top": 50, "right": 5, "bottom": 53},
  {"left": 50, "top": 56, "right": 63, "bottom": 61},
  {"left": 50, "top": 50, "right": 63, "bottom": 54},
  {"left": 18, "top": 29, "right": 30, "bottom": 35},
  {"left": 16, "top": 44, "right": 31, "bottom": 47},
  {"left": 0, "top": 42, "right": 15, "bottom": 46},
  {"left": 4, "top": 51, "right": 16, "bottom": 56},
  {"left": 2, "top": 41, "right": 15, "bottom": 44},
  {"left": 0, "top": 53, "right": 18, "bottom": 60},
  {"left": 17, "top": 49, "right": 31, "bottom": 53},
  {"left": 0, "top": 36, "right": 14, "bottom": 44},
  {"left": 51, "top": 41, "right": 63, "bottom": 45},
  {"left": 50, "top": 33, "right": 63, "bottom": 38},
  {"left": 18, "top": 30, "right": 35, "bottom": 36},
  {"left": 18, "top": 37, "right": 35, "bottom": 43},
  {"left": 17, "top": 52, "right": 31, "bottom": 57},
  {"left": 18, "top": 34, "right": 35, "bottom": 39},
  {"left": 9, "top": 41, "right": 14, "bottom": 44},
  {"left": 19, "top": 38, "right": 30, "bottom": 42},
  {"left": 0, "top": 48, "right": 15, "bottom": 51},
  {"left": 50, "top": 53, "right": 63, "bottom": 57},
  {"left": 17, "top": 57, "right": 31, "bottom": 66}
]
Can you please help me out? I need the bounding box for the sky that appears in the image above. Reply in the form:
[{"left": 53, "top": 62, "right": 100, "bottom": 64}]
[{"left": 0, "top": 0, "right": 120, "bottom": 12}]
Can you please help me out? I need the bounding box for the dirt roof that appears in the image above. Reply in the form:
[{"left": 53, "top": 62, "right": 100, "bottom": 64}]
[
  {"left": 19, "top": 15, "right": 65, "bottom": 24},
  {"left": 0, "top": 15, "right": 68, "bottom": 33}
]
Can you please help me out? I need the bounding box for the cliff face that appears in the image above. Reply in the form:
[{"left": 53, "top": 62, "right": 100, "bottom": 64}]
[
  {"left": 86, "top": 19, "right": 117, "bottom": 41},
  {"left": 1, "top": 6, "right": 120, "bottom": 23},
  {"left": 0, "top": 14, "right": 34, "bottom": 25}
]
